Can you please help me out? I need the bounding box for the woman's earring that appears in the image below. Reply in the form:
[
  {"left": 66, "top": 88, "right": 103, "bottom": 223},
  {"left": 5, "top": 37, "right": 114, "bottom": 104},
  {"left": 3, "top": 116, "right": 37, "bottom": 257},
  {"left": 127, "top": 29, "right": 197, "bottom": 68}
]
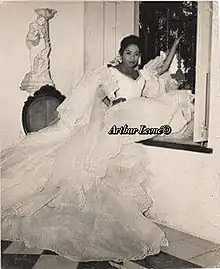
[{"left": 138, "top": 57, "right": 141, "bottom": 66}]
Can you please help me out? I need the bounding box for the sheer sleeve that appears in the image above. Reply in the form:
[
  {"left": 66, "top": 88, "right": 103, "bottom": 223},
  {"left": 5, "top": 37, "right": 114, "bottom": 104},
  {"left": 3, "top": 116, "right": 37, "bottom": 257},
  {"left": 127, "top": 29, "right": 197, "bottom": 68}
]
[
  {"left": 140, "top": 70, "right": 161, "bottom": 99},
  {"left": 97, "top": 67, "right": 119, "bottom": 104},
  {"left": 140, "top": 53, "right": 178, "bottom": 99}
]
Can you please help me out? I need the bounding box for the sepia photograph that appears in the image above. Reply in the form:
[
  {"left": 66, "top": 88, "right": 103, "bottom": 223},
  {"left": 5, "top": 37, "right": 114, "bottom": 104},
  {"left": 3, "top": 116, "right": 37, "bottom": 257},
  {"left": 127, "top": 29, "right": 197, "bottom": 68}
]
[{"left": 0, "top": 1, "right": 220, "bottom": 268}]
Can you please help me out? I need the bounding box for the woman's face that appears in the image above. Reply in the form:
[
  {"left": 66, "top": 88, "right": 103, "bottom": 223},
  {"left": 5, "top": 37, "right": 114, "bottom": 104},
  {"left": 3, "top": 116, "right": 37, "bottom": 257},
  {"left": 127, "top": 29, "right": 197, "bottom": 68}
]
[{"left": 121, "top": 44, "right": 140, "bottom": 69}]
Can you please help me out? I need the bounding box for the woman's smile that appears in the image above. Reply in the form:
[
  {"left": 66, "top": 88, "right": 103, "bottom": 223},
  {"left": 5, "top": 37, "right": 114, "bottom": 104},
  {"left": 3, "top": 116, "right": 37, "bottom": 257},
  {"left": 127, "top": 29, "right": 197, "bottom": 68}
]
[{"left": 128, "top": 60, "right": 137, "bottom": 66}]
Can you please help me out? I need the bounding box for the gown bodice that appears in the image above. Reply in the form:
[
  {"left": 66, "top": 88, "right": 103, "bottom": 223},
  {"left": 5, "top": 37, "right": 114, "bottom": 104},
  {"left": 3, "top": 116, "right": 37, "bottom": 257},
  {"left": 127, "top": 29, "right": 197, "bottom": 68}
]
[{"left": 108, "top": 67, "right": 146, "bottom": 100}]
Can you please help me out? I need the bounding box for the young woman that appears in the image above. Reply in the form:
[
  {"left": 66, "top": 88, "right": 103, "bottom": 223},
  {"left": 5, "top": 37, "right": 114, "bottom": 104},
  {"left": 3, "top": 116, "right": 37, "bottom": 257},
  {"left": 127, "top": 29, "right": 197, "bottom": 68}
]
[{"left": 1, "top": 35, "right": 194, "bottom": 263}]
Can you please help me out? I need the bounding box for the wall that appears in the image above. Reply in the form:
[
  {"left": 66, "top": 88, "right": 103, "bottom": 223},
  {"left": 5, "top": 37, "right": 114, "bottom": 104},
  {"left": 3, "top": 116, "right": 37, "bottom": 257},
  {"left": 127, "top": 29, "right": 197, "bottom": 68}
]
[
  {"left": 145, "top": 141, "right": 220, "bottom": 244},
  {"left": 84, "top": 1, "right": 136, "bottom": 71}
]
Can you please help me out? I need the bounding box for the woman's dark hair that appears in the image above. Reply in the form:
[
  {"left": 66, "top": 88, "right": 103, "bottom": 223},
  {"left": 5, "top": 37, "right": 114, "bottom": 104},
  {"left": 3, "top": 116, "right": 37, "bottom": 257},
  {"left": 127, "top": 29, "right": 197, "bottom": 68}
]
[{"left": 119, "top": 35, "right": 143, "bottom": 56}]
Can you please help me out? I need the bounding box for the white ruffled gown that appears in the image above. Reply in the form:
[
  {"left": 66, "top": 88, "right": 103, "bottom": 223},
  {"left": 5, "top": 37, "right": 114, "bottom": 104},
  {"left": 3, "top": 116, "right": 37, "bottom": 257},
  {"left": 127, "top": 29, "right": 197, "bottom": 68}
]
[{"left": 1, "top": 59, "right": 194, "bottom": 262}]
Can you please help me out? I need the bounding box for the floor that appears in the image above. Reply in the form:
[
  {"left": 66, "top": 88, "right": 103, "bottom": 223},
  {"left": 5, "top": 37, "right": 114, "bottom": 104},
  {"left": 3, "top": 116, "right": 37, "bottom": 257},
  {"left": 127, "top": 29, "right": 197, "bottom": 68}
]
[{"left": 1, "top": 224, "right": 220, "bottom": 269}]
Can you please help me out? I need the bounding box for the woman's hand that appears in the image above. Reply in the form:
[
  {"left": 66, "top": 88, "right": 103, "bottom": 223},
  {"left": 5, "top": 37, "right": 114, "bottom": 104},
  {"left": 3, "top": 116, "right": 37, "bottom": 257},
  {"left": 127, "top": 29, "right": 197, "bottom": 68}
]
[
  {"left": 174, "top": 35, "right": 183, "bottom": 47},
  {"left": 170, "top": 29, "right": 183, "bottom": 46},
  {"left": 112, "top": 98, "right": 127, "bottom": 106}
]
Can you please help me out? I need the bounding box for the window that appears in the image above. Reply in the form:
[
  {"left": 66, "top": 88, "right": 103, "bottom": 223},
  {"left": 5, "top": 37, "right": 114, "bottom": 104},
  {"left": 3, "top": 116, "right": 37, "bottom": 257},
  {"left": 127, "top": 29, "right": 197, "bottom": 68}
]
[{"left": 138, "top": 1, "right": 215, "bottom": 153}]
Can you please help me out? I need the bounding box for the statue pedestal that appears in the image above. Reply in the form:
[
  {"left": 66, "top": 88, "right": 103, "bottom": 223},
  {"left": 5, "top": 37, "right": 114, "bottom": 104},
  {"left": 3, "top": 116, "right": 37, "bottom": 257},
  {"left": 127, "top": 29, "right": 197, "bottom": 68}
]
[{"left": 20, "top": 73, "right": 55, "bottom": 93}]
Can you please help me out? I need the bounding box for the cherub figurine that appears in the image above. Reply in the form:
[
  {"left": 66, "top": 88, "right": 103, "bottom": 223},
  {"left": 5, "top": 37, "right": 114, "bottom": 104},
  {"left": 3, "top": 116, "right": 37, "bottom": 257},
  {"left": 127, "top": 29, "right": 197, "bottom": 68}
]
[{"left": 21, "top": 9, "right": 57, "bottom": 93}]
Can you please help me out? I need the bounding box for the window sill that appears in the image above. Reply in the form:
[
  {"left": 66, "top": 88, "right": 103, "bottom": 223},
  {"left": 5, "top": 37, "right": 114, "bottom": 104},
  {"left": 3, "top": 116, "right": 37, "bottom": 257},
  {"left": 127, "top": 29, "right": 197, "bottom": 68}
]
[{"left": 136, "top": 137, "right": 213, "bottom": 154}]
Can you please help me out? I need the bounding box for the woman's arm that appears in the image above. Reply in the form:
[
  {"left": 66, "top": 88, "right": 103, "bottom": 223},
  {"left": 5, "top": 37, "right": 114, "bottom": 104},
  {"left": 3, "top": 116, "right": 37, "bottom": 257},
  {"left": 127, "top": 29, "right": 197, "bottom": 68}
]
[{"left": 156, "top": 35, "right": 182, "bottom": 76}]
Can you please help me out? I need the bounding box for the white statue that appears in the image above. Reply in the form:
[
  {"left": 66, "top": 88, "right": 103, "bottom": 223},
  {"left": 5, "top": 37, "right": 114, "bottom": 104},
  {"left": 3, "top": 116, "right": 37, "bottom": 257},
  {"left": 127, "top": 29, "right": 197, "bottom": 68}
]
[{"left": 21, "top": 8, "right": 57, "bottom": 93}]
